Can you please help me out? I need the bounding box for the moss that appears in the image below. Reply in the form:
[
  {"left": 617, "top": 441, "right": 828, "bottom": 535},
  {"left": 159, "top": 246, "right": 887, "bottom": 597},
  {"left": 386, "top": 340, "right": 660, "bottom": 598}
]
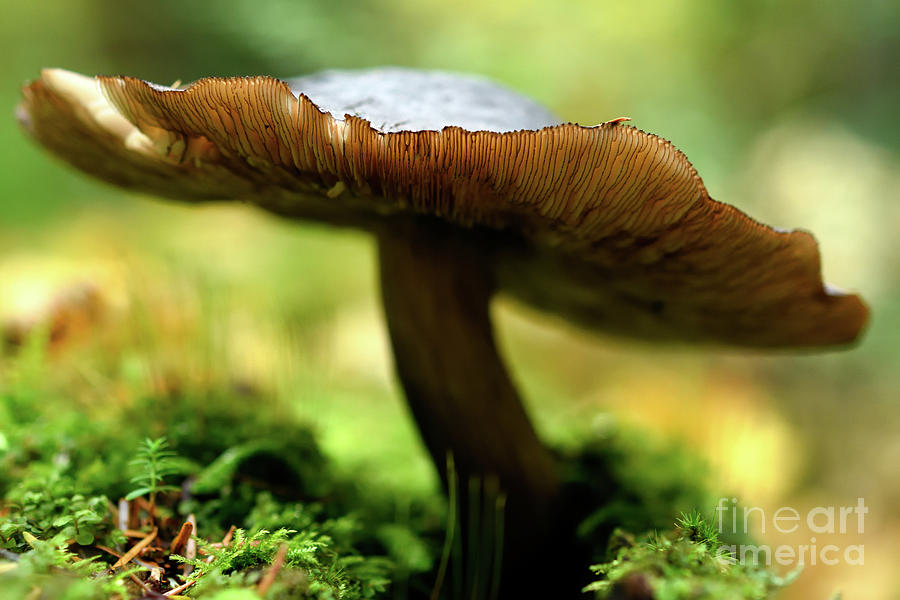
[
  {"left": 1, "top": 326, "right": 793, "bottom": 598},
  {"left": 584, "top": 513, "right": 799, "bottom": 600},
  {"left": 560, "top": 421, "right": 722, "bottom": 556}
]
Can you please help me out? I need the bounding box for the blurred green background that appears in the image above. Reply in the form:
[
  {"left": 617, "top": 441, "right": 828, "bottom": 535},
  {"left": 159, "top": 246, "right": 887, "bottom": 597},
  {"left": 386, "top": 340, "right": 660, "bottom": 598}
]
[{"left": 1, "top": 0, "right": 898, "bottom": 597}]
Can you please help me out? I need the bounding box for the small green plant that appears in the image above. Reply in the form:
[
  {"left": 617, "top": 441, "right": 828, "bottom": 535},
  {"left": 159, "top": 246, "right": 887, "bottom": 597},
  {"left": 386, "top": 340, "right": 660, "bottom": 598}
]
[
  {"left": 675, "top": 510, "right": 721, "bottom": 548},
  {"left": 0, "top": 471, "right": 121, "bottom": 551},
  {"left": 584, "top": 513, "right": 797, "bottom": 599},
  {"left": 0, "top": 535, "right": 141, "bottom": 600},
  {"left": 126, "top": 436, "right": 180, "bottom": 512},
  {"left": 174, "top": 527, "right": 392, "bottom": 599}
]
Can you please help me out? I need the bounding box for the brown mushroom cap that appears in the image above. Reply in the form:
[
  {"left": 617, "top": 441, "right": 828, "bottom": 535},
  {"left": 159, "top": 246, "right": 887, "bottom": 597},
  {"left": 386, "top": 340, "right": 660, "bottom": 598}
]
[{"left": 18, "top": 68, "right": 868, "bottom": 347}]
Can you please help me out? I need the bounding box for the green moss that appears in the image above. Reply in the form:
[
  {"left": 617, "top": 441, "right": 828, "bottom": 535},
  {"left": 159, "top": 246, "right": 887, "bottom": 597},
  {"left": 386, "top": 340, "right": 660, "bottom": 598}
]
[
  {"left": 560, "top": 422, "right": 722, "bottom": 556},
  {"left": 174, "top": 527, "right": 391, "bottom": 599},
  {"left": 1, "top": 324, "right": 794, "bottom": 599},
  {"left": 0, "top": 471, "right": 124, "bottom": 552},
  {"left": 584, "top": 513, "right": 799, "bottom": 600},
  {"left": 0, "top": 537, "right": 140, "bottom": 600}
]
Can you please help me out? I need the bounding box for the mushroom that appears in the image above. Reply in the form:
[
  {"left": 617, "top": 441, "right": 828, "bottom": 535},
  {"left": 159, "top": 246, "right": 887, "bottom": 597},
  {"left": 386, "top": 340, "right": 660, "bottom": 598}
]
[{"left": 18, "top": 67, "right": 867, "bottom": 595}]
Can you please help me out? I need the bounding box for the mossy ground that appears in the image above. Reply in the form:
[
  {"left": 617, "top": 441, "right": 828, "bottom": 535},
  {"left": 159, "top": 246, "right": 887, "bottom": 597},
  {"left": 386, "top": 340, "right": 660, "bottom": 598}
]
[{"left": 1, "top": 291, "right": 790, "bottom": 599}]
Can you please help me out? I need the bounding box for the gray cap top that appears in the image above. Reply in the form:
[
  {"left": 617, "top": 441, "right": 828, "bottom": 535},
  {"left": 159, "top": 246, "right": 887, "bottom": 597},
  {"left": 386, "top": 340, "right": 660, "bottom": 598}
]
[{"left": 288, "top": 67, "right": 560, "bottom": 133}]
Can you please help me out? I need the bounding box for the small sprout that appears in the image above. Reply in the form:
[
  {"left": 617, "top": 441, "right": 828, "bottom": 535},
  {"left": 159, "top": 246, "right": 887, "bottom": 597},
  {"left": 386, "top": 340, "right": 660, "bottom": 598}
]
[
  {"left": 126, "top": 437, "right": 180, "bottom": 514},
  {"left": 675, "top": 511, "right": 721, "bottom": 549}
]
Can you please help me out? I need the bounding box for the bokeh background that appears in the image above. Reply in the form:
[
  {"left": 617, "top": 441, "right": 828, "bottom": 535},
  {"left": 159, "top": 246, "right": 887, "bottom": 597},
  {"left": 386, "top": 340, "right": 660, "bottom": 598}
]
[{"left": 1, "top": 1, "right": 898, "bottom": 597}]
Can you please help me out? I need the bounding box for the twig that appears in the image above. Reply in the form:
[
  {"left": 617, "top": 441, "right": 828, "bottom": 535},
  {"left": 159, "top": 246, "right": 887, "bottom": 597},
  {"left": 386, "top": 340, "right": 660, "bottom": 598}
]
[
  {"left": 183, "top": 514, "right": 197, "bottom": 577},
  {"left": 115, "top": 498, "right": 127, "bottom": 534},
  {"left": 124, "top": 529, "right": 150, "bottom": 538},
  {"left": 107, "top": 499, "right": 120, "bottom": 531},
  {"left": 126, "top": 498, "right": 139, "bottom": 531},
  {"left": 170, "top": 521, "right": 193, "bottom": 556},
  {"left": 257, "top": 543, "right": 288, "bottom": 596},
  {"left": 163, "top": 579, "right": 196, "bottom": 596},
  {"left": 95, "top": 545, "right": 123, "bottom": 560},
  {"left": 111, "top": 527, "right": 157, "bottom": 570},
  {"left": 206, "top": 525, "right": 236, "bottom": 564},
  {"left": 221, "top": 525, "right": 235, "bottom": 547}
]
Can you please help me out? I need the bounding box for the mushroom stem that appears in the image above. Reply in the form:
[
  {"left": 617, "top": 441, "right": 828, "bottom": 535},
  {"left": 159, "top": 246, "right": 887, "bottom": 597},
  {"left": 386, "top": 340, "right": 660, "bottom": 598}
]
[{"left": 377, "top": 219, "right": 561, "bottom": 590}]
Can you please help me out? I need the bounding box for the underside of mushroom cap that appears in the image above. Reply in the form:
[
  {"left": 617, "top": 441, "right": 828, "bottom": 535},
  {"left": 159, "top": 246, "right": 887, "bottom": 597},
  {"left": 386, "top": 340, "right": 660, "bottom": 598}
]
[{"left": 18, "top": 68, "right": 868, "bottom": 347}]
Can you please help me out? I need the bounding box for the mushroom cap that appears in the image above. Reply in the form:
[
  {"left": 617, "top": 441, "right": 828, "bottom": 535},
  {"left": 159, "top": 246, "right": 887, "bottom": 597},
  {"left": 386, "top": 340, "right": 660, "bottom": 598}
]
[{"left": 18, "top": 67, "right": 868, "bottom": 347}]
